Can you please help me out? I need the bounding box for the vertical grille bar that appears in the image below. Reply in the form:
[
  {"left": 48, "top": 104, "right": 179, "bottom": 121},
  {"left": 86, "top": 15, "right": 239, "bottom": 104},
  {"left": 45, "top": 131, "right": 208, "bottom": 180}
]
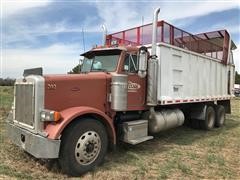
[{"left": 15, "top": 83, "right": 35, "bottom": 127}]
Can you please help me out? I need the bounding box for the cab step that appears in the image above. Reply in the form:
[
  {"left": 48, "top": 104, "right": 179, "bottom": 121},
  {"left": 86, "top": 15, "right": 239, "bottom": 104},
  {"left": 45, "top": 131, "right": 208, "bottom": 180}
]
[{"left": 120, "top": 120, "right": 153, "bottom": 145}]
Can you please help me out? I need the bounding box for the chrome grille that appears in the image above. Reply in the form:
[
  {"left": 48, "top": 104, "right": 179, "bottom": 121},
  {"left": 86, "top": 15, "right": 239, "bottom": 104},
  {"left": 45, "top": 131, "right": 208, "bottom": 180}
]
[{"left": 15, "top": 83, "right": 35, "bottom": 127}]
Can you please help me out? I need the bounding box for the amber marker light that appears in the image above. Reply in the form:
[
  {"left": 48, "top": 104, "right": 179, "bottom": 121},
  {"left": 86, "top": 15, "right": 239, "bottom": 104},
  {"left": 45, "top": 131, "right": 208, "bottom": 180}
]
[
  {"left": 41, "top": 110, "right": 61, "bottom": 122},
  {"left": 54, "top": 111, "right": 61, "bottom": 122}
]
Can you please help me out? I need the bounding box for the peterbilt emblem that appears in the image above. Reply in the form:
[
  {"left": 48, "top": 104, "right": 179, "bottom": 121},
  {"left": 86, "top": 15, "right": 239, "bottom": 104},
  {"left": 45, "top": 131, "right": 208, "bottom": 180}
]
[
  {"left": 47, "top": 83, "right": 56, "bottom": 90},
  {"left": 128, "top": 81, "right": 141, "bottom": 92}
]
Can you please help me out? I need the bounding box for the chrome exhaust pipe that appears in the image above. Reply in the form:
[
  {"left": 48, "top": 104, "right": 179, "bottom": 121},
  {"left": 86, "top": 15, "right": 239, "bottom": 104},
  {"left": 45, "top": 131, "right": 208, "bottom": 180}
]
[
  {"left": 147, "top": 7, "right": 160, "bottom": 106},
  {"left": 152, "top": 8, "right": 160, "bottom": 57},
  {"left": 101, "top": 24, "right": 107, "bottom": 46}
]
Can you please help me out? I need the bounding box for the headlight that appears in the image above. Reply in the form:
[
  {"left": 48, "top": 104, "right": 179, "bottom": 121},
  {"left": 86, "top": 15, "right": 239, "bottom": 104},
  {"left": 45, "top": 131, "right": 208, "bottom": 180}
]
[{"left": 40, "top": 110, "right": 61, "bottom": 122}]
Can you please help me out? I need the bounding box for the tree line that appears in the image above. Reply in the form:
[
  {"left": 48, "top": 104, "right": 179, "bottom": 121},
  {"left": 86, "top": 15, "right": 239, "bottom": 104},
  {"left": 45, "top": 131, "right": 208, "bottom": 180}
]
[
  {"left": 0, "top": 78, "right": 15, "bottom": 86},
  {"left": 235, "top": 71, "right": 240, "bottom": 84}
]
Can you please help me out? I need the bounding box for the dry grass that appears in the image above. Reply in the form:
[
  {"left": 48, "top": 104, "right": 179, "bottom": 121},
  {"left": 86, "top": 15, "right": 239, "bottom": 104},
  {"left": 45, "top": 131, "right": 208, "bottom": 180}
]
[{"left": 0, "top": 86, "right": 239, "bottom": 179}]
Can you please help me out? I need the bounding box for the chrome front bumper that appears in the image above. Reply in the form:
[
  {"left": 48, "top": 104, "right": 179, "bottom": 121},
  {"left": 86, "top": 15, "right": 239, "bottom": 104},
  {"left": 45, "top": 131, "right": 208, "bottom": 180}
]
[{"left": 6, "top": 121, "right": 61, "bottom": 159}]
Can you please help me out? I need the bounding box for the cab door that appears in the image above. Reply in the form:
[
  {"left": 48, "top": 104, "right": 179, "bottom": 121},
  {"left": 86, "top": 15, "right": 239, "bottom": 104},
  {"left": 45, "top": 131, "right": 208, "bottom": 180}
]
[{"left": 123, "top": 53, "right": 146, "bottom": 110}]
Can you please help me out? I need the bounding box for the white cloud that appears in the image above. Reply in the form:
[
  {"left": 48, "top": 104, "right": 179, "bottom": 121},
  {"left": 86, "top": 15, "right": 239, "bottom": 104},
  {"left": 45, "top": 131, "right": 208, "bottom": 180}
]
[
  {"left": 95, "top": 1, "right": 239, "bottom": 32},
  {"left": 2, "top": 1, "right": 55, "bottom": 45},
  {"left": 4, "top": 1, "right": 239, "bottom": 44},
  {"left": 161, "top": 1, "right": 239, "bottom": 21},
  {"left": 4, "top": 16, "right": 100, "bottom": 46},
  {"left": 1, "top": 1, "right": 240, "bottom": 78},
  {"left": 95, "top": 2, "right": 139, "bottom": 32},
  {"left": 2, "top": 43, "right": 81, "bottom": 78},
  {"left": 2, "top": 0, "right": 52, "bottom": 17},
  {"left": 5, "top": 20, "right": 71, "bottom": 45}
]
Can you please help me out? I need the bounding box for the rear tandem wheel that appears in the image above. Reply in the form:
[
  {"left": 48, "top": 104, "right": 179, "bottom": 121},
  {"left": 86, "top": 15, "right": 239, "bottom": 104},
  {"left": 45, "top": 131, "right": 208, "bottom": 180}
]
[
  {"left": 199, "top": 105, "right": 215, "bottom": 130},
  {"left": 214, "top": 105, "right": 226, "bottom": 127}
]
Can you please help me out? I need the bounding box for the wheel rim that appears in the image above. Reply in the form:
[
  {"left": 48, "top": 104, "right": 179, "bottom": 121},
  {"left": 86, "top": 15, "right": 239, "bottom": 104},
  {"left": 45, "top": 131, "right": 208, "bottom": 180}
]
[
  {"left": 75, "top": 131, "right": 101, "bottom": 165},
  {"left": 207, "top": 110, "right": 215, "bottom": 128}
]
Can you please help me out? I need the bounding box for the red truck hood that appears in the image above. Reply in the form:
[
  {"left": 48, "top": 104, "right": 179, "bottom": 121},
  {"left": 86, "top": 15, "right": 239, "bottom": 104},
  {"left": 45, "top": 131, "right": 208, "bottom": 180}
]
[{"left": 44, "top": 72, "right": 111, "bottom": 112}]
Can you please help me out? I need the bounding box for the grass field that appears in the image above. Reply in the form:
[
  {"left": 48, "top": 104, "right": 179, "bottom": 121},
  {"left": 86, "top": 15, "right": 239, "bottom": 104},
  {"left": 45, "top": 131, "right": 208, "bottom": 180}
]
[{"left": 0, "top": 86, "right": 239, "bottom": 179}]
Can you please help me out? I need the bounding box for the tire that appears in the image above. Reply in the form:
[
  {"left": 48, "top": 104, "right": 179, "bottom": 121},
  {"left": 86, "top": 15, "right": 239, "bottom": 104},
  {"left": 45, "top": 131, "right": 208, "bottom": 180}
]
[
  {"left": 215, "top": 105, "right": 225, "bottom": 127},
  {"left": 59, "top": 119, "right": 108, "bottom": 176},
  {"left": 200, "top": 106, "right": 215, "bottom": 130}
]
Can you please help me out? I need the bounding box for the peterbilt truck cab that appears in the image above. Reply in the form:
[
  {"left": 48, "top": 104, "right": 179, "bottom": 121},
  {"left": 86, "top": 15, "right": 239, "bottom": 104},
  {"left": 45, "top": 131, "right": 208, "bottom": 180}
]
[
  {"left": 7, "top": 45, "right": 151, "bottom": 176},
  {"left": 7, "top": 8, "right": 236, "bottom": 176}
]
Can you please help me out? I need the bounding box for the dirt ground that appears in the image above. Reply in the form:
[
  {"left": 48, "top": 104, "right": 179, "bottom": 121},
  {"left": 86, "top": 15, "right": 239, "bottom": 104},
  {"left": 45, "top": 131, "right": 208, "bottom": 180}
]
[{"left": 0, "top": 86, "right": 239, "bottom": 179}]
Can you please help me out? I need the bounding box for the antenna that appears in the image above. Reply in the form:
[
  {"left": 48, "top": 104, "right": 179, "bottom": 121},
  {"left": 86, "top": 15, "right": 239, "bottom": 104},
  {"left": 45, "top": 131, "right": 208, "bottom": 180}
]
[
  {"left": 82, "top": 27, "right": 86, "bottom": 52},
  {"left": 141, "top": 16, "right": 144, "bottom": 45}
]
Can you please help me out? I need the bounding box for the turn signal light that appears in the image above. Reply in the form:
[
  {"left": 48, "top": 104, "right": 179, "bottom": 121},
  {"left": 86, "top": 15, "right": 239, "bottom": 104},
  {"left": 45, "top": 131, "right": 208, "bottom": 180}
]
[
  {"left": 41, "top": 110, "right": 61, "bottom": 122},
  {"left": 53, "top": 111, "right": 61, "bottom": 122}
]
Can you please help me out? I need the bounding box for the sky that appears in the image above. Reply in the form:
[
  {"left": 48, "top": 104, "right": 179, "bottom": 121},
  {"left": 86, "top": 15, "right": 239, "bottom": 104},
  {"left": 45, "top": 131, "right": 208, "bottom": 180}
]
[{"left": 1, "top": 0, "right": 240, "bottom": 78}]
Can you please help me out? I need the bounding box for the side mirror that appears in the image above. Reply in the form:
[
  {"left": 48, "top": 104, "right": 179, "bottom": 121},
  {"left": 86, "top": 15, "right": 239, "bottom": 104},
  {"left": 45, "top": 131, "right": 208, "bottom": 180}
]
[{"left": 138, "top": 46, "right": 148, "bottom": 78}]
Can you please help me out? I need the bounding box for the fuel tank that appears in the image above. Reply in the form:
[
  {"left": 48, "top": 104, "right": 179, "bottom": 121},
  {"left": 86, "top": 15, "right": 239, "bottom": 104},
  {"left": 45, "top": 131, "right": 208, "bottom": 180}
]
[{"left": 144, "top": 108, "right": 185, "bottom": 134}]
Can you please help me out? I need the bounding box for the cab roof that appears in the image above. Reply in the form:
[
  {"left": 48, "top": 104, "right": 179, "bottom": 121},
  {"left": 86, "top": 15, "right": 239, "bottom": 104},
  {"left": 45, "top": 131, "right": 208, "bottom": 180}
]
[{"left": 80, "top": 46, "right": 138, "bottom": 57}]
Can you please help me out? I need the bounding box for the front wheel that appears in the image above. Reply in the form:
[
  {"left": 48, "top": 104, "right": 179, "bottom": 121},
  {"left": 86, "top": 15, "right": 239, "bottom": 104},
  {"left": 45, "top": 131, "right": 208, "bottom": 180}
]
[{"left": 59, "top": 119, "right": 108, "bottom": 176}]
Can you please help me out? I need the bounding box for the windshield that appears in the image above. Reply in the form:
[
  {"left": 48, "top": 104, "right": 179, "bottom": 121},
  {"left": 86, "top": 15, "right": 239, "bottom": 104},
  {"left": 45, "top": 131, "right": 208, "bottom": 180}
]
[{"left": 81, "top": 50, "right": 121, "bottom": 72}]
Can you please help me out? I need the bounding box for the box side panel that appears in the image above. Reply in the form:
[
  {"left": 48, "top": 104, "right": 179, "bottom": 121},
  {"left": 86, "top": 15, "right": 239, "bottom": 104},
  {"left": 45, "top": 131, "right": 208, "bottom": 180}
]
[{"left": 157, "top": 44, "right": 234, "bottom": 103}]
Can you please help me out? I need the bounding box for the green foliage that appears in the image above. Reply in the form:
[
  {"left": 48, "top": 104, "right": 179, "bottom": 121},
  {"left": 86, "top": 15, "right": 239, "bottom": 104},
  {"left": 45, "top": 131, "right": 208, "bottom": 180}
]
[
  {"left": 0, "top": 78, "right": 15, "bottom": 86},
  {"left": 68, "top": 64, "right": 81, "bottom": 74},
  {"left": 235, "top": 71, "right": 240, "bottom": 84}
]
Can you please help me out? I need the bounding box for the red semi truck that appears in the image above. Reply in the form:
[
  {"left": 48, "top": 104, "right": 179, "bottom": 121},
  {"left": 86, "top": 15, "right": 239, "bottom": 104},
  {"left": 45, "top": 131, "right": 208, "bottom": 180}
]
[{"left": 7, "top": 8, "right": 236, "bottom": 176}]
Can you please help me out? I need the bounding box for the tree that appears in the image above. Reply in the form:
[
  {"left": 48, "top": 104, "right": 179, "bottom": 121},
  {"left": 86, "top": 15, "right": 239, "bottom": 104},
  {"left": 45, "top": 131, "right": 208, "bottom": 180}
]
[
  {"left": 68, "top": 64, "right": 81, "bottom": 74},
  {"left": 235, "top": 71, "right": 240, "bottom": 84},
  {"left": 68, "top": 59, "right": 84, "bottom": 74},
  {"left": 0, "top": 78, "right": 15, "bottom": 86}
]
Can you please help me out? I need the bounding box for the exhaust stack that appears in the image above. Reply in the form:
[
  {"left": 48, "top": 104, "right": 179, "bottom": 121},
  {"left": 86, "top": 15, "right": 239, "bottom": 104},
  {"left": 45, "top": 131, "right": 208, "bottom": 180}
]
[
  {"left": 147, "top": 8, "right": 160, "bottom": 106},
  {"left": 101, "top": 25, "right": 107, "bottom": 46}
]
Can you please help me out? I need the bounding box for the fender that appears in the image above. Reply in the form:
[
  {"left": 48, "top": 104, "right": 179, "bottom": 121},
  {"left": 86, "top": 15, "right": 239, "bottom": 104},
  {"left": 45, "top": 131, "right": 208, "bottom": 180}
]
[{"left": 45, "top": 106, "right": 116, "bottom": 145}]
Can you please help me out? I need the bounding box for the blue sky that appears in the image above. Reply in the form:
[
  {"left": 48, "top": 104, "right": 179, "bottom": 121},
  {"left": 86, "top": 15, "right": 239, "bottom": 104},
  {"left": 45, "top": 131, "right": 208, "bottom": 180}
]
[{"left": 1, "top": 0, "right": 240, "bottom": 78}]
